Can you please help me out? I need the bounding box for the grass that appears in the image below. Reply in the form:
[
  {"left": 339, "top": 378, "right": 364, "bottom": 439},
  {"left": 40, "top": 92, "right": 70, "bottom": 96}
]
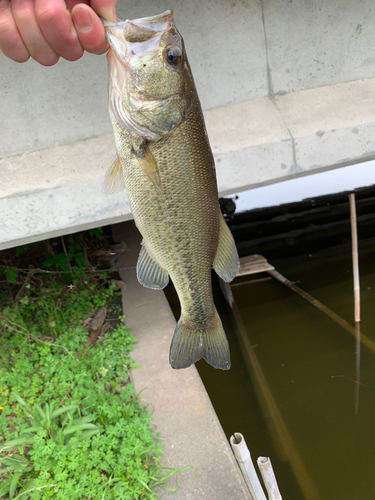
[{"left": 0, "top": 232, "right": 186, "bottom": 499}]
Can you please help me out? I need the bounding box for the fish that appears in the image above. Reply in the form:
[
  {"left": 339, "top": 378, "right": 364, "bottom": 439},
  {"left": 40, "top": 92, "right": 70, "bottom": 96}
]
[{"left": 102, "top": 10, "right": 239, "bottom": 370}]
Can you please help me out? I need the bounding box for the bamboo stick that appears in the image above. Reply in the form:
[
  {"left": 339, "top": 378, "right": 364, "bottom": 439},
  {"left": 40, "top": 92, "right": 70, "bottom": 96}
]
[
  {"left": 267, "top": 269, "right": 375, "bottom": 356},
  {"left": 349, "top": 193, "right": 360, "bottom": 323},
  {"left": 230, "top": 433, "right": 267, "bottom": 500},
  {"left": 257, "top": 457, "right": 282, "bottom": 500}
]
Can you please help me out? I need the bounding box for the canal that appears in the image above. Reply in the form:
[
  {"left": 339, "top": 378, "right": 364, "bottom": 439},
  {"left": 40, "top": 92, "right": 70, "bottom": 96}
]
[{"left": 165, "top": 186, "right": 375, "bottom": 499}]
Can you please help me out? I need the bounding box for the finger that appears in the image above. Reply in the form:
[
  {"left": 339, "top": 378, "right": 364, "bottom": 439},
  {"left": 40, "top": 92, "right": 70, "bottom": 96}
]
[
  {"left": 65, "top": 0, "right": 90, "bottom": 11},
  {"left": 11, "top": 0, "right": 59, "bottom": 66},
  {"left": 35, "top": 0, "right": 83, "bottom": 61},
  {"left": 72, "top": 4, "right": 107, "bottom": 54},
  {"left": 0, "top": 0, "right": 29, "bottom": 62},
  {"left": 90, "top": 0, "right": 117, "bottom": 22}
]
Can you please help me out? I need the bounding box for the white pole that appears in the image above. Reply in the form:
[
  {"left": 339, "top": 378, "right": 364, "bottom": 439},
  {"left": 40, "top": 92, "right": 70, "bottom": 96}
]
[
  {"left": 230, "top": 433, "right": 267, "bottom": 500},
  {"left": 257, "top": 457, "right": 282, "bottom": 500}
]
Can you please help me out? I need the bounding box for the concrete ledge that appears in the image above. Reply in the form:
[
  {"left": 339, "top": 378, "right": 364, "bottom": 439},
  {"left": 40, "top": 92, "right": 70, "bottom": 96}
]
[
  {"left": 2, "top": 78, "right": 375, "bottom": 249},
  {"left": 0, "top": 135, "right": 131, "bottom": 250},
  {"left": 112, "top": 221, "right": 250, "bottom": 499}
]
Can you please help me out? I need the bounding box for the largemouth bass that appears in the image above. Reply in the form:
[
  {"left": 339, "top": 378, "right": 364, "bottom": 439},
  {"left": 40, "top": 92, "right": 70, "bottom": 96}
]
[{"left": 103, "top": 10, "right": 239, "bottom": 370}]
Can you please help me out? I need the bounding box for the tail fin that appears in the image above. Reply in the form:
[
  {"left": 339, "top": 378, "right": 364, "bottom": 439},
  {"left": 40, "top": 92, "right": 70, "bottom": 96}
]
[{"left": 169, "top": 310, "right": 231, "bottom": 370}]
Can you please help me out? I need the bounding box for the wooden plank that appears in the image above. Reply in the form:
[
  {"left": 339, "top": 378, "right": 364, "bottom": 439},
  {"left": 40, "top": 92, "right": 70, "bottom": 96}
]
[{"left": 237, "top": 254, "right": 275, "bottom": 277}]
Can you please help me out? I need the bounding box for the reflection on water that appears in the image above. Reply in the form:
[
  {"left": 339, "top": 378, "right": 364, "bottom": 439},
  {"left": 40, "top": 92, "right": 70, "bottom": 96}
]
[{"left": 192, "top": 241, "right": 375, "bottom": 500}]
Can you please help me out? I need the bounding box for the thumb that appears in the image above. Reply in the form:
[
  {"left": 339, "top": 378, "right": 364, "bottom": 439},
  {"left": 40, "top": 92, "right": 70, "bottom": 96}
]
[{"left": 90, "top": 0, "right": 118, "bottom": 22}]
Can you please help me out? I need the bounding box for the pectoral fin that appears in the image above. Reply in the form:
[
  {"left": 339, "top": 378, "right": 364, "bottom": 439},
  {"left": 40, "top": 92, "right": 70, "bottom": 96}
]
[
  {"left": 132, "top": 142, "right": 162, "bottom": 194},
  {"left": 103, "top": 156, "right": 125, "bottom": 195},
  {"left": 137, "top": 243, "right": 169, "bottom": 290},
  {"left": 213, "top": 215, "right": 239, "bottom": 282}
]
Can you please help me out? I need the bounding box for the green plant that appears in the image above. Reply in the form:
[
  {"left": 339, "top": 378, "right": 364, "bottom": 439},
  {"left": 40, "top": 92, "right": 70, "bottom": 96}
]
[
  {"left": 0, "top": 266, "right": 19, "bottom": 284},
  {"left": 0, "top": 250, "right": 187, "bottom": 499},
  {"left": 88, "top": 228, "right": 104, "bottom": 240},
  {"left": 0, "top": 395, "right": 99, "bottom": 499},
  {"left": 43, "top": 236, "right": 89, "bottom": 284}
]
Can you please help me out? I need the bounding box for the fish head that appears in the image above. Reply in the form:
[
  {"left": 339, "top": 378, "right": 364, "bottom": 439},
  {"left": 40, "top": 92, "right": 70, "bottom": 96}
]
[{"left": 103, "top": 11, "right": 192, "bottom": 140}]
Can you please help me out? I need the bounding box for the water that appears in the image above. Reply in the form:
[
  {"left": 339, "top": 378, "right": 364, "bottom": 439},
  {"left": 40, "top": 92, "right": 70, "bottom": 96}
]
[
  {"left": 232, "top": 162, "right": 375, "bottom": 213},
  {"left": 165, "top": 238, "right": 375, "bottom": 499}
]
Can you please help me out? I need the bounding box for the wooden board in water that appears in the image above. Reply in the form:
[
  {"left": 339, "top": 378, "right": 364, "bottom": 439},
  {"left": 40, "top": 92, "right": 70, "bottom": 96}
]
[{"left": 237, "top": 254, "right": 275, "bottom": 277}]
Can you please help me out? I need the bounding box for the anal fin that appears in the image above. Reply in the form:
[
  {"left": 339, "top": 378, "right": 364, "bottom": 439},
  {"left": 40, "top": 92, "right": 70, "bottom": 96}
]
[
  {"left": 136, "top": 243, "right": 169, "bottom": 290},
  {"left": 213, "top": 215, "right": 239, "bottom": 282}
]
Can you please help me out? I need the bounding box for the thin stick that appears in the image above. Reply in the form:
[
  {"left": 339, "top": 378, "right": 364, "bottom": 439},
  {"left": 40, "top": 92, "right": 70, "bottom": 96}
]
[
  {"left": 60, "top": 236, "right": 73, "bottom": 274},
  {"left": 268, "top": 269, "right": 375, "bottom": 356},
  {"left": 0, "top": 264, "right": 136, "bottom": 274},
  {"left": 3, "top": 318, "right": 76, "bottom": 360},
  {"left": 349, "top": 193, "right": 360, "bottom": 323}
]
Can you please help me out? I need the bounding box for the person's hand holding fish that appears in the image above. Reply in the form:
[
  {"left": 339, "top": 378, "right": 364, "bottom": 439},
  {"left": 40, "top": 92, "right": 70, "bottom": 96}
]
[{"left": 0, "top": 0, "right": 117, "bottom": 65}]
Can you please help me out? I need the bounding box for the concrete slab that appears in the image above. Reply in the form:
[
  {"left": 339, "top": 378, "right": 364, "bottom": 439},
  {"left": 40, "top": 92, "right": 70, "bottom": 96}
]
[
  {"left": 112, "top": 221, "right": 250, "bottom": 499},
  {"left": 262, "top": 0, "right": 375, "bottom": 94},
  {"left": 0, "top": 135, "right": 131, "bottom": 250},
  {"left": 0, "top": 53, "right": 110, "bottom": 160},
  {"left": 275, "top": 78, "right": 375, "bottom": 171},
  {"left": 0, "top": 1, "right": 267, "bottom": 160}
]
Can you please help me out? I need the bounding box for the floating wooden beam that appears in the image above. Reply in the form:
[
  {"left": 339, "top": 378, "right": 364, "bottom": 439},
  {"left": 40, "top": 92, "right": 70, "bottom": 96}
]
[{"left": 237, "top": 254, "right": 275, "bottom": 277}]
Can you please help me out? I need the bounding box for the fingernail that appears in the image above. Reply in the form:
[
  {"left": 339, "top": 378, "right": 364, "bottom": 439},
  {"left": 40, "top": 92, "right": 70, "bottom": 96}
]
[
  {"left": 73, "top": 7, "right": 93, "bottom": 32},
  {"left": 111, "top": 7, "right": 118, "bottom": 22},
  {"left": 101, "top": 6, "right": 117, "bottom": 22}
]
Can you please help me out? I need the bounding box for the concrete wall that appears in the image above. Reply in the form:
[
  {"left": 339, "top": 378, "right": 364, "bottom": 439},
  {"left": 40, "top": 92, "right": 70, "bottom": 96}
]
[{"left": 1, "top": 0, "right": 375, "bottom": 248}]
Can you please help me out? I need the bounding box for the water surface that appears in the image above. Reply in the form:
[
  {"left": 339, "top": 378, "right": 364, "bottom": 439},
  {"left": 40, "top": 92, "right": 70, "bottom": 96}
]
[{"left": 192, "top": 241, "right": 375, "bottom": 499}]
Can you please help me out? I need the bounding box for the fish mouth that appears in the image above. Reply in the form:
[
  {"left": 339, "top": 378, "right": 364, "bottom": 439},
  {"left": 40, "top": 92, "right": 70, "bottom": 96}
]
[
  {"left": 101, "top": 10, "right": 174, "bottom": 41},
  {"left": 101, "top": 10, "right": 174, "bottom": 29},
  {"left": 125, "top": 10, "right": 174, "bottom": 31},
  {"left": 102, "top": 10, "right": 176, "bottom": 61}
]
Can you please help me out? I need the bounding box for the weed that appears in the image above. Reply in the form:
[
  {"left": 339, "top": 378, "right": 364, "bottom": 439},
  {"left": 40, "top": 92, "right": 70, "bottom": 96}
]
[{"left": 0, "top": 236, "right": 185, "bottom": 499}]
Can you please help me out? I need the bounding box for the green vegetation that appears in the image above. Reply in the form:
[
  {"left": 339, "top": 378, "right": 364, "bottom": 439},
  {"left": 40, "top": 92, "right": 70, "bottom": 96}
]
[{"left": 0, "top": 234, "right": 184, "bottom": 499}]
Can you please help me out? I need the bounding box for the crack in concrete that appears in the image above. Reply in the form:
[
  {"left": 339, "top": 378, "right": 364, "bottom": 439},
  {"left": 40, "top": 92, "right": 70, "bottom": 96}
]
[
  {"left": 260, "top": 0, "right": 300, "bottom": 173},
  {"left": 271, "top": 95, "right": 301, "bottom": 173},
  {"left": 260, "top": 0, "right": 274, "bottom": 96}
]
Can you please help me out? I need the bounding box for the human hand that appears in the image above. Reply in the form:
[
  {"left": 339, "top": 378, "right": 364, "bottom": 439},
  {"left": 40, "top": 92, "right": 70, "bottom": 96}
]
[{"left": 0, "top": 0, "right": 117, "bottom": 66}]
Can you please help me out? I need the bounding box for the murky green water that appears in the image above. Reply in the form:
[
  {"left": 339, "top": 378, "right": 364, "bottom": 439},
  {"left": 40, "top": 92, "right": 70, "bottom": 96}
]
[{"left": 166, "top": 239, "right": 375, "bottom": 499}]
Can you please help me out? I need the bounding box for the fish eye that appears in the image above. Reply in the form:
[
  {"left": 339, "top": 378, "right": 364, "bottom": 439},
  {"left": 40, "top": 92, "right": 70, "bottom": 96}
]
[{"left": 165, "top": 47, "right": 182, "bottom": 67}]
